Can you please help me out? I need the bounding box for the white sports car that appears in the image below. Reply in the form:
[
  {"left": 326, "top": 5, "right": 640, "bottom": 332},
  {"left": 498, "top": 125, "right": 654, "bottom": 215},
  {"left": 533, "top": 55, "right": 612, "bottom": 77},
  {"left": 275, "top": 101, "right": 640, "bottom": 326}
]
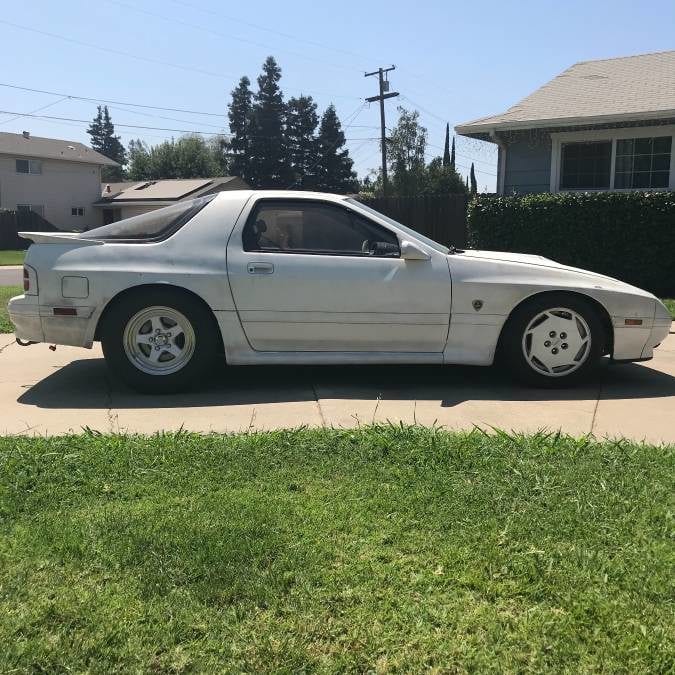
[{"left": 8, "top": 190, "right": 671, "bottom": 393}]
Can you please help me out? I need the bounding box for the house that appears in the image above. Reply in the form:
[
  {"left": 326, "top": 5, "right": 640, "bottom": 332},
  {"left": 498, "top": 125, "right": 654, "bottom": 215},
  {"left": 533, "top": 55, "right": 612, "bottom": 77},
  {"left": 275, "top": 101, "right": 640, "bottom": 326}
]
[
  {"left": 456, "top": 50, "right": 675, "bottom": 195},
  {"left": 95, "top": 176, "right": 249, "bottom": 224},
  {"left": 0, "top": 131, "right": 119, "bottom": 229}
]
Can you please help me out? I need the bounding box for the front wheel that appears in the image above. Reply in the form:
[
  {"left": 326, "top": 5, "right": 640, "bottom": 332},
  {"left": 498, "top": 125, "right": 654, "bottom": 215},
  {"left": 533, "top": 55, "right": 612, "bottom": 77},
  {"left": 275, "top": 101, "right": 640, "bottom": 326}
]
[
  {"left": 500, "top": 294, "right": 605, "bottom": 387},
  {"left": 100, "top": 289, "right": 220, "bottom": 394}
]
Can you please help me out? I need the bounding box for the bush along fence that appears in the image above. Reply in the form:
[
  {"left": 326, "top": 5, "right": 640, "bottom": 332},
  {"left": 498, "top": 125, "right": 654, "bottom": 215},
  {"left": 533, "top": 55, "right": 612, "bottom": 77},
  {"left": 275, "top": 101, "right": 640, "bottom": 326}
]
[
  {"left": 0, "top": 210, "right": 59, "bottom": 250},
  {"left": 467, "top": 192, "right": 675, "bottom": 297},
  {"left": 361, "top": 195, "right": 468, "bottom": 248}
]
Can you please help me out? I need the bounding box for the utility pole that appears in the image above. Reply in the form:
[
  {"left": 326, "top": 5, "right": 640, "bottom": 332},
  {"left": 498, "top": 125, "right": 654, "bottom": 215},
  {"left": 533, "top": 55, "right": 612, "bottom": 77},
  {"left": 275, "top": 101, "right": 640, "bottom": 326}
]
[{"left": 365, "top": 65, "right": 398, "bottom": 196}]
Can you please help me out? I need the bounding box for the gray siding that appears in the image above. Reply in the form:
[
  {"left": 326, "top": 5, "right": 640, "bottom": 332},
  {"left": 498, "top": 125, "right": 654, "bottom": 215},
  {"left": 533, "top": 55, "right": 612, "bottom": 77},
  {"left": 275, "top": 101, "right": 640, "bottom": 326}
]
[{"left": 503, "top": 135, "right": 551, "bottom": 194}]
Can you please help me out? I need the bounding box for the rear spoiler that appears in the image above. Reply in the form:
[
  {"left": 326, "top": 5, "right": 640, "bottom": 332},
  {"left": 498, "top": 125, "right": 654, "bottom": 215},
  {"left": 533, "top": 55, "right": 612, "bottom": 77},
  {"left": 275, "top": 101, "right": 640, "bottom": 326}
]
[{"left": 19, "top": 231, "right": 103, "bottom": 245}]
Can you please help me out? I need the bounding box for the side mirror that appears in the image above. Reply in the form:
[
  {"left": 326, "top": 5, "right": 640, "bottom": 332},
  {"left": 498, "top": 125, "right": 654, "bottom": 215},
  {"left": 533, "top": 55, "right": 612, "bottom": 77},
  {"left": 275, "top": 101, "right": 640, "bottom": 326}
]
[{"left": 400, "top": 240, "right": 431, "bottom": 261}]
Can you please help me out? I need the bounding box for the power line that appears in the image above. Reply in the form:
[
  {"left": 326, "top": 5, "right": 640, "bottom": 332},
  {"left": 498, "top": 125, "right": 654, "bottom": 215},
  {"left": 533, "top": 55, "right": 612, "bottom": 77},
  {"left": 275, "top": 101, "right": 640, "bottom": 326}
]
[
  {"left": 0, "top": 110, "right": 228, "bottom": 136},
  {"left": 104, "top": 0, "right": 360, "bottom": 75},
  {"left": 0, "top": 82, "right": 227, "bottom": 117},
  {"left": 0, "top": 96, "right": 69, "bottom": 126}
]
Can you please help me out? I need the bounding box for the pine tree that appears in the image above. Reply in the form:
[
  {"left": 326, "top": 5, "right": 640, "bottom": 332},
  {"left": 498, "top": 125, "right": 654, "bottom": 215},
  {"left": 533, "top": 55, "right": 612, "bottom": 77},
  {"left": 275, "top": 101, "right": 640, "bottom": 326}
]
[
  {"left": 450, "top": 136, "right": 456, "bottom": 169},
  {"left": 249, "top": 56, "right": 292, "bottom": 187},
  {"left": 470, "top": 162, "right": 477, "bottom": 194},
  {"left": 228, "top": 76, "right": 255, "bottom": 183},
  {"left": 442, "top": 123, "right": 451, "bottom": 167},
  {"left": 315, "top": 104, "right": 357, "bottom": 193},
  {"left": 88, "top": 105, "right": 126, "bottom": 181},
  {"left": 286, "top": 95, "right": 319, "bottom": 189}
]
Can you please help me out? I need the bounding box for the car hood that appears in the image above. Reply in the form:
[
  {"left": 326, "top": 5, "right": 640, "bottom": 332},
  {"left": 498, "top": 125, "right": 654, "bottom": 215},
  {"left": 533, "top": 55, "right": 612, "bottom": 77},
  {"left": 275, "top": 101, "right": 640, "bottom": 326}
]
[
  {"left": 455, "top": 249, "right": 656, "bottom": 297},
  {"left": 458, "top": 249, "right": 618, "bottom": 280}
]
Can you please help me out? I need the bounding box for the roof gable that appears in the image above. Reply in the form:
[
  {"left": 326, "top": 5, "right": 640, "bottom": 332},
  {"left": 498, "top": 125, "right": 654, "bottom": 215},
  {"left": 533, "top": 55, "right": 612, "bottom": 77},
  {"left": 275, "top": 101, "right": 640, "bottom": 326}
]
[{"left": 456, "top": 50, "right": 675, "bottom": 135}]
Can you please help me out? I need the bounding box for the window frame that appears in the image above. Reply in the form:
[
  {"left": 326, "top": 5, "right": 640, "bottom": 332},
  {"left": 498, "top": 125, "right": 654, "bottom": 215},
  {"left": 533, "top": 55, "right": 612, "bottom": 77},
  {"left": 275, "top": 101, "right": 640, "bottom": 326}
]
[
  {"left": 241, "top": 198, "right": 402, "bottom": 259},
  {"left": 15, "top": 158, "right": 42, "bottom": 175},
  {"left": 71, "top": 207, "right": 85, "bottom": 217},
  {"left": 550, "top": 125, "right": 675, "bottom": 193}
]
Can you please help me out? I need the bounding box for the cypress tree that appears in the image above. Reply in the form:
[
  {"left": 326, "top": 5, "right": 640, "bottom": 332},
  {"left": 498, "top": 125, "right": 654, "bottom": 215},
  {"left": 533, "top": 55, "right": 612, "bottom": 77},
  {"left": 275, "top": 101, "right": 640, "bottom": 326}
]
[
  {"left": 286, "top": 95, "right": 319, "bottom": 189},
  {"left": 315, "top": 104, "right": 357, "bottom": 193},
  {"left": 249, "top": 56, "right": 292, "bottom": 188},
  {"left": 88, "top": 105, "right": 126, "bottom": 181},
  {"left": 450, "top": 135, "right": 456, "bottom": 169},
  {"left": 442, "top": 123, "right": 451, "bottom": 167},
  {"left": 470, "top": 162, "right": 477, "bottom": 194},
  {"left": 228, "top": 76, "right": 255, "bottom": 184}
]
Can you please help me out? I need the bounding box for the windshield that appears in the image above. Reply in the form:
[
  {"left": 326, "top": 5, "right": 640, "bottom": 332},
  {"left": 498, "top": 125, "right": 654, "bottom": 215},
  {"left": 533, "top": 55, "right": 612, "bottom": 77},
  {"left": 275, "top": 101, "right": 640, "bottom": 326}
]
[
  {"left": 84, "top": 193, "right": 216, "bottom": 242},
  {"left": 344, "top": 198, "right": 449, "bottom": 254}
]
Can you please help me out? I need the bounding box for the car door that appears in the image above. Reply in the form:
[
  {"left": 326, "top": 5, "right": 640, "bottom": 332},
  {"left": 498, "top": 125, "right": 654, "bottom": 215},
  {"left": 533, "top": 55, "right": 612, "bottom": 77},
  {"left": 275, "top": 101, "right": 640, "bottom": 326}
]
[{"left": 226, "top": 198, "right": 451, "bottom": 352}]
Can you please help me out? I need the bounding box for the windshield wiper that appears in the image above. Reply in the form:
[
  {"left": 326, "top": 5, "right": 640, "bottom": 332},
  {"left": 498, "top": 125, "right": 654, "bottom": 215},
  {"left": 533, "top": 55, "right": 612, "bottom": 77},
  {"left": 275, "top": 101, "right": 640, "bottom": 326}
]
[{"left": 448, "top": 245, "right": 465, "bottom": 254}]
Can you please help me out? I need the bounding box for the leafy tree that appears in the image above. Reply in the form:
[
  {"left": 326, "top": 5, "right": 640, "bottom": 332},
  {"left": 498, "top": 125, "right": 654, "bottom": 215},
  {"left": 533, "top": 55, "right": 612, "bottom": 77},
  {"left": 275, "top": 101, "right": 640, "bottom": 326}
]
[
  {"left": 126, "top": 139, "right": 151, "bottom": 181},
  {"left": 286, "top": 95, "right": 319, "bottom": 189},
  {"left": 425, "top": 157, "right": 467, "bottom": 195},
  {"left": 315, "top": 104, "right": 357, "bottom": 193},
  {"left": 450, "top": 136, "right": 456, "bottom": 169},
  {"left": 228, "top": 76, "right": 255, "bottom": 183},
  {"left": 470, "top": 162, "right": 478, "bottom": 194},
  {"left": 443, "top": 123, "right": 451, "bottom": 167},
  {"left": 386, "top": 107, "right": 427, "bottom": 196},
  {"left": 126, "top": 135, "right": 221, "bottom": 180},
  {"left": 88, "top": 105, "right": 126, "bottom": 181},
  {"left": 249, "top": 56, "right": 292, "bottom": 187}
]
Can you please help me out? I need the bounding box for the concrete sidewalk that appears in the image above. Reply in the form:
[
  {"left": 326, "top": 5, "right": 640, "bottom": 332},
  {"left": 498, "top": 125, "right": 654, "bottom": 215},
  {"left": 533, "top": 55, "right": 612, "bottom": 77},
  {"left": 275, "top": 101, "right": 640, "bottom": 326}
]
[
  {"left": 0, "top": 330, "right": 673, "bottom": 442},
  {"left": 0, "top": 266, "right": 22, "bottom": 287}
]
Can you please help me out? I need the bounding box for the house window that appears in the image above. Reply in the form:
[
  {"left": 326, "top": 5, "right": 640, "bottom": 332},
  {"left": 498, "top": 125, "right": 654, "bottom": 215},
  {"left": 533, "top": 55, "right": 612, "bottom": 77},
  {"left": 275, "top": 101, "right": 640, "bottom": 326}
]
[
  {"left": 16, "top": 159, "right": 42, "bottom": 174},
  {"left": 71, "top": 207, "right": 85, "bottom": 216},
  {"left": 560, "top": 141, "right": 612, "bottom": 190},
  {"left": 614, "top": 136, "right": 672, "bottom": 189},
  {"left": 553, "top": 128, "right": 674, "bottom": 192},
  {"left": 17, "top": 204, "right": 45, "bottom": 217}
]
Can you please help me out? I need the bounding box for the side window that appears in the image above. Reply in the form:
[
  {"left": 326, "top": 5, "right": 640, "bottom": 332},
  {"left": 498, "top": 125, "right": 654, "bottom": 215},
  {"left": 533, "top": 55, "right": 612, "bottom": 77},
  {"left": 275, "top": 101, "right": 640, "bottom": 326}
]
[{"left": 243, "top": 201, "right": 400, "bottom": 257}]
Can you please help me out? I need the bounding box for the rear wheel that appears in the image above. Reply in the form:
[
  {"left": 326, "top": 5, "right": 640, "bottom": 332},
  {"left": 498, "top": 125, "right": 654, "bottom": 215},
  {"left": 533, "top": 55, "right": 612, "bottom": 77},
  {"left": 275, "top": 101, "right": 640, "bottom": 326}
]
[
  {"left": 100, "top": 288, "right": 219, "bottom": 393},
  {"left": 500, "top": 294, "right": 605, "bottom": 387}
]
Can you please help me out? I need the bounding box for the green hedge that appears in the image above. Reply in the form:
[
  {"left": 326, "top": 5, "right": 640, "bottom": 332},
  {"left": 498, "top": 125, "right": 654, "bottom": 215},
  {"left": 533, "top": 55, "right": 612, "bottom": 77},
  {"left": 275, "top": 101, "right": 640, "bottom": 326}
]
[{"left": 467, "top": 192, "right": 675, "bottom": 297}]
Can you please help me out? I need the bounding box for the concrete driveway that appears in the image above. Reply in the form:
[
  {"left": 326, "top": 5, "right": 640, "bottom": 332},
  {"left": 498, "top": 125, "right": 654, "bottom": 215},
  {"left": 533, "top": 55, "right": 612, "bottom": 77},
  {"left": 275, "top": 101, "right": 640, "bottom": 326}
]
[
  {"left": 0, "top": 329, "right": 674, "bottom": 442},
  {"left": 0, "top": 266, "right": 22, "bottom": 287}
]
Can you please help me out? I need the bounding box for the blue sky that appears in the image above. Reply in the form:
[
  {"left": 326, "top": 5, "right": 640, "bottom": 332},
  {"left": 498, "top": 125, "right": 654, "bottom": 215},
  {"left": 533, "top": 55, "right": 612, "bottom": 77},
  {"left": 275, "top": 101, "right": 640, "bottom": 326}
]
[{"left": 1, "top": 0, "right": 674, "bottom": 191}]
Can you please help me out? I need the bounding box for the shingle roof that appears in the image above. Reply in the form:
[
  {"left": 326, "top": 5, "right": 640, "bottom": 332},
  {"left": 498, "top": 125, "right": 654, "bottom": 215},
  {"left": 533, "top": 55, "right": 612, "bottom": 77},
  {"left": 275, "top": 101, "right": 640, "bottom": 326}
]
[
  {"left": 456, "top": 50, "right": 675, "bottom": 136},
  {"left": 0, "top": 131, "right": 119, "bottom": 166}
]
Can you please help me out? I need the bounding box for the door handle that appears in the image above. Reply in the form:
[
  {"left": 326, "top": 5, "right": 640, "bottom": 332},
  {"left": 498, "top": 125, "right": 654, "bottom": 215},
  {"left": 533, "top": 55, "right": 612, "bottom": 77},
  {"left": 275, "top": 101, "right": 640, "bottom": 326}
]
[{"left": 247, "top": 262, "right": 274, "bottom": 275}]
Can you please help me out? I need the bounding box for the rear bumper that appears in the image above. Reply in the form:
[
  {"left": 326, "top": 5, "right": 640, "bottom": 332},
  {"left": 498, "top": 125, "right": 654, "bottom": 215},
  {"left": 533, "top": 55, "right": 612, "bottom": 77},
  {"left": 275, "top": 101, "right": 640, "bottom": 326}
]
[{"left": 8, "top": 295, "right": 95, "bottom": 348}]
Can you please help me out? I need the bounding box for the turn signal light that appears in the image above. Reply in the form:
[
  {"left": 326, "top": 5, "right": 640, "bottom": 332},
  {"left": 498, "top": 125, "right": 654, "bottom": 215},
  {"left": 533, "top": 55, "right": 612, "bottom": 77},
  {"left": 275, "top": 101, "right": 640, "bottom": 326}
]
[
  {"left": 23, "top": 267, "right": 29, "bottom": 292},
  {"left": 624, "top": 319, "right": 643, "bottom": 326}
]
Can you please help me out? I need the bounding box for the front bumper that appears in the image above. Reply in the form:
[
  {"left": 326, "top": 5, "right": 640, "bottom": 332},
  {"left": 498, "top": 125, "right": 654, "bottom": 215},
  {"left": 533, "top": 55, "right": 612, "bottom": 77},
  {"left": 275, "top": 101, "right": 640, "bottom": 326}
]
[
  {"left": 8, "top": 294, "right": 95, "bottom": 348},
  {"left": 611, "top": 299, "right": 672, "bottom": 361}
]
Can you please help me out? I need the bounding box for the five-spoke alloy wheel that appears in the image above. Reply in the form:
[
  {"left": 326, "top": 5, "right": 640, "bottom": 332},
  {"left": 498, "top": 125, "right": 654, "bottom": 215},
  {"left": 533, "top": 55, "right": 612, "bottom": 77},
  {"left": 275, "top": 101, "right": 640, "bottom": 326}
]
[
  {"left": 101, "top": 288, "right": 220, "bottom": 393},
  {"left": 501, "top": 293, "right": 605, "bottom": 387}
]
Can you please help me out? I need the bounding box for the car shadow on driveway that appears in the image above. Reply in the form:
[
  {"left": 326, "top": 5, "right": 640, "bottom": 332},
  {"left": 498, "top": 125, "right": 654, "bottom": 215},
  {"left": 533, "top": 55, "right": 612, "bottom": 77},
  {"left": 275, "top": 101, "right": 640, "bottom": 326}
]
[{"left": 17, "top": 357, "right": 675, "bottom": 409}]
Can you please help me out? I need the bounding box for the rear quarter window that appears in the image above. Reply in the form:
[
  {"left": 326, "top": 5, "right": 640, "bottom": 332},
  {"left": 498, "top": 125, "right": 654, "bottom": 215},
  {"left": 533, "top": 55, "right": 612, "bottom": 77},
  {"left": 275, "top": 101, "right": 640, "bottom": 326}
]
[{"left": 84, "top": 194, "right": 216, "bottom": 242}]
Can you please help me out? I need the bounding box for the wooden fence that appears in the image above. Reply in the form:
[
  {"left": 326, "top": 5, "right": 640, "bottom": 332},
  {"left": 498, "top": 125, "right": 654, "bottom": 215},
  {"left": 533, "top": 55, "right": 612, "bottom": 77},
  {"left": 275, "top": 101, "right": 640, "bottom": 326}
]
[
  {"left": 0, "top": 210, "right": 59, "bottom": 250},
  {"left": 360, "top": 195, "right": 468, "bottom": 248}
]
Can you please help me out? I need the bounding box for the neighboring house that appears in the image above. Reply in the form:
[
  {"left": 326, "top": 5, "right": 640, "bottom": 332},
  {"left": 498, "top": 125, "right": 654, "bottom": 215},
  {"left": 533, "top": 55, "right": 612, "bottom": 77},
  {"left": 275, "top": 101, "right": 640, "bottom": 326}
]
[
  {"left": 95, "top": 176, "right": 249, "bottom": 223},
  {"left": 0, "top": 131, "right": 119, "bottom": 229},
  {"left": 456, "top": 50, "right": 675, "bottom": 195}
]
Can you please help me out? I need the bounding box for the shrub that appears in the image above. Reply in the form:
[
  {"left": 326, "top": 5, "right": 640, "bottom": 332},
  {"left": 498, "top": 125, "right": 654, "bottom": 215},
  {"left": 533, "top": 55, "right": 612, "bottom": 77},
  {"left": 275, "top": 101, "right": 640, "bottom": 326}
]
[{"left": 467, "top": 192, "right": 675, "bottom": 296}]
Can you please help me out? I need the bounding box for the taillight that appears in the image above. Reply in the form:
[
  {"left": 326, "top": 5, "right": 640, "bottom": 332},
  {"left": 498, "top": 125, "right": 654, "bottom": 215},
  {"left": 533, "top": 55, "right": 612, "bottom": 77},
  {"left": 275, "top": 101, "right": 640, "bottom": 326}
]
[{"left": 23, "top": 265, "right": 38, "bottom": 295}]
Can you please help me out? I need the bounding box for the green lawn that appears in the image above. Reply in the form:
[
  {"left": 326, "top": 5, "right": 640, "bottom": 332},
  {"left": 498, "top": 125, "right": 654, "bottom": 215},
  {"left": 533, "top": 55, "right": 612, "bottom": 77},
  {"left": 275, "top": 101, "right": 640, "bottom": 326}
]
[
  {"left": 0, "top": 285, "right": 21, "bottom": 333},
  {"left": 0, "top": 250, "right": 24, "bottom": 266},
  {"left": 663, "top": 298, "right": 675, "bottom": 319},
  {"left": 0, "top": 428, "right": 672, "bottom": 672}
]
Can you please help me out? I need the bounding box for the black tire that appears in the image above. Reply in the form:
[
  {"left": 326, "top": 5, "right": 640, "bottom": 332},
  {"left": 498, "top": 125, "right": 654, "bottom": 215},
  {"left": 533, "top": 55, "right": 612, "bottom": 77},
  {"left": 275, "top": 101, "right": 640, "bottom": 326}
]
[
  {"left": 100, "top": 287, "right": 220, "bottom": 394},
  {"left": 499, "top": 293, "right": 605, "bottom": 387}
]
